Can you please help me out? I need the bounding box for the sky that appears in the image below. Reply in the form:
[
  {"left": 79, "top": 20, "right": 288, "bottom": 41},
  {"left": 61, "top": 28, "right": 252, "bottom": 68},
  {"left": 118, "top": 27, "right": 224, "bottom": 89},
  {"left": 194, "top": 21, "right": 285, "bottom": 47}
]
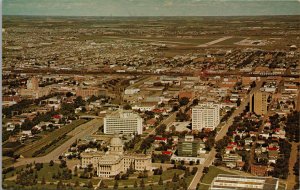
[{"left": 3, "top": 0, "right": 300, "bottom": 17}]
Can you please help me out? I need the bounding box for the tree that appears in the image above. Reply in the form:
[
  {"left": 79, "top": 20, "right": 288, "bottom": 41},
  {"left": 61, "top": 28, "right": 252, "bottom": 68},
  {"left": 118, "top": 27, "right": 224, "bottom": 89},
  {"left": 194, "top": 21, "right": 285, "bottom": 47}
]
[
  {"left": 180, "top": 160, "right": 185, "bottom": 165},
  {"left": 179, "top": 97, "right": 189, "bottom": 106},
  {"left": 158, "top": 176, "right": 163, "bottom": 185},
  {"left": 172, "top": 173, "right": 179, "bottom": 182},
  {"left": 66, "top": 92, "right": 73, "bottom": 97},
  {"left": 181, "top": 179, "right": 188, "bottom": 190},
  {"left": 74, "top": 96, "right": 86, "bottom": 108},
  {"left": 191, "top": 167, "right": 198, "bottom": 175},
  {"left": 250, "top": 81, "right": 256, "bottom": 88},
  {"left": 98, "top": 180, "right": 106, "bottom": 189},
  {"left": 74, "top": 166, "right": 78, "bottom": 177},
  {"left": 155, "top": 124, "right": 167, "bottom": 135},
  {"left": 114, "top": 180, "right": 118, "bottom": 189},
  {"left": 176, "top": 110, "right": 189, "bottom": 122},
  {"left": 134, "top": 181, "right": 138, "bottom": 188},
  {"left": 172, "top": 105, "right": 179, "bottom": 112},
  {"left": 87, "top": 180, "right": 93, "bottom": 189},
  {"left": 184, "top": 167, "right": 190, "bottom": 177},
  {"left": 81, "top": 107, "right": 87, "bottom": 113},
  {"left": 21, "top": 119, "right": 34, "bottom": 130},
  {"left": 114, "top": 174, "right": 120, "bottom": 180},
  {"left": 203, "top": 167, "right": 209, "bottom": 174},
  {"left": 140, "top": 178, "right": 145, "bottom": 188},
  {"left": 215, "top": 136, "right": 231, "bottom": 152},
  {"left": 158, "top": 103, "right": 165, "bottom": 108},
  {"left": 123, "top": 104, "right": 132, "bottom": 110},
  {"left": 236, "top": 98, "right": 241, "bottom": 106},
  {"left": 59, "top": 160, "right": 67, "bottom": 168},
  {"left": 57, "top": 180, "right": 64, "bottom": 190},
  {"left": 205, "top": 136, "right": 215, "bottom": 151},
  {"left": 41, "top": 177, "right": 46, "bottom": 185},
  {"left": 35, "top": 163, "right": 43, "bottom": 171},
  {"left": 192, "top": 99, "right": 199, "bottom": 105},
  {"left": 74, "top": 180, "right": 79, "bottom": 187}
]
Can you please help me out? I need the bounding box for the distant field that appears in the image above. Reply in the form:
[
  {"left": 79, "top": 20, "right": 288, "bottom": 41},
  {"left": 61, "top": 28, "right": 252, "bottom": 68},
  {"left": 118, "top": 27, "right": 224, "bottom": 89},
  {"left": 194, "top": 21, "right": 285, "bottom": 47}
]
[
  {"left": 214, "top": 37, "right": 245, "bottom": 45},
  {"left": 76, "top": 34, "right": 217, "bottom": 46}
]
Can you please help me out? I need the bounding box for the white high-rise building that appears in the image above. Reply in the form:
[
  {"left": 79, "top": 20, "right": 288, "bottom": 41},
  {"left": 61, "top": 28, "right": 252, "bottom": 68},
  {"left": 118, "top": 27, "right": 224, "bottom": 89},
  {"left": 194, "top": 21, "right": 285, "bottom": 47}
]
[
  {"left": 104, "top": 110, "right": 143, "bottom": 135},
  {"left": 192, "top": 103, "right": 220, "bottom": 131}
]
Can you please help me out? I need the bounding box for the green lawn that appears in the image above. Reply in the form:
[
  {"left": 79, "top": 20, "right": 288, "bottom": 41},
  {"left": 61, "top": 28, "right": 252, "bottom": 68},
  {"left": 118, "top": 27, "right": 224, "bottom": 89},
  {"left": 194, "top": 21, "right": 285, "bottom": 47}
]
[
  {"left": 114, "top": 175, "right": 193, "bottom": 190},
  {"left": 199, "top": 166, "right": 236, "bottom": 190},
  {"left": 2, "top": 157, "right": 16, "bottom": 168},
  {"left": 103, "top": 169, "right": 185, "bottom": 187},
  {"left": 17, "top": 119, "right": 87, "bottom": 157},
  {"left": 3, "top": 181, "right": 92, "bottom": 190},
  {"left": 3, "top": 163, "right": 100, "bottom": 188}
]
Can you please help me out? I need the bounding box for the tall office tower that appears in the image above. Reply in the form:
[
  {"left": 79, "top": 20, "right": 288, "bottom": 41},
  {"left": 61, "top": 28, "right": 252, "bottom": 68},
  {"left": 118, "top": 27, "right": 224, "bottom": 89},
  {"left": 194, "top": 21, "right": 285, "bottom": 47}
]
[
  {"left": 26, "top": 77, "right": 39, "bottom": 90},
  {"left": 192, "top": 103, "right": 220, "bottom": 131},
  {"left": 104, "top": 110, "right": 143, "bottom": 135},
  {"left": 250, "top": 91, "right": 268, "bottom": 115}
]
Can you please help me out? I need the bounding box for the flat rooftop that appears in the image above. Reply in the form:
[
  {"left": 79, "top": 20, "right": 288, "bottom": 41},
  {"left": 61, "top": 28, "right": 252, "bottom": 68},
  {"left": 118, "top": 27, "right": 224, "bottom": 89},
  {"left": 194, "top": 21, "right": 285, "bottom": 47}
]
[{"left": 209, "top": 174, "right": 279, "bottom": 190}]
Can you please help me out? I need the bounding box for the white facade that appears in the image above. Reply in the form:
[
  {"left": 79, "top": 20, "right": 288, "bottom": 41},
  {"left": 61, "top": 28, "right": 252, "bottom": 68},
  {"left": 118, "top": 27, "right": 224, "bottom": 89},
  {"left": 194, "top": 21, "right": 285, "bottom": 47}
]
[
  {"left": 124, "top": 88, "right": 140, "bottom": 95},
  {"left": 192, "top": 103, "right": 220, "bottom": 131},
  {"left": 170, "top": 154, "right": 205, "bottom": 164},
  {"left": 81, "top": 135, "right": 152, "bottom": 178},
  {"left": 104, "top": 110, "right": 143, "bottom": 135},
  {"left": 132, "top": 104, "right": 155, "bottom": 112}
]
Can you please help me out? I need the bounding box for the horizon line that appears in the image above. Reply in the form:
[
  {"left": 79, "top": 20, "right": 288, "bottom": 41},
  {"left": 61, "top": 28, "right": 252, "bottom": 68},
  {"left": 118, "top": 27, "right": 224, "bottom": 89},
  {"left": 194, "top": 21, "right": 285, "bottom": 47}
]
[{"left": 3, "top": 14, "right": 300, "bottom": 17}]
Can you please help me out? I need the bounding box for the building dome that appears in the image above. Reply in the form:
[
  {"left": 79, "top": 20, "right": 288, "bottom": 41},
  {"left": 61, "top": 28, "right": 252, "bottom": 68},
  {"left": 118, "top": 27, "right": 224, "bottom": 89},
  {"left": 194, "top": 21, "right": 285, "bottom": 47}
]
[{"left": 110, "top": 135, "right": 123, "bottom": 147}]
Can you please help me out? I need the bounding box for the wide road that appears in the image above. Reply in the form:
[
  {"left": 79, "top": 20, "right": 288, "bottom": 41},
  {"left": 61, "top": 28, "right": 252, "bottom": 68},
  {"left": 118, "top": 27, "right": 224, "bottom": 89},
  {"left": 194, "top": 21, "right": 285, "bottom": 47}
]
[
  {"left": 188, "top": 79, "right": 265, "bottom": 190},
  {"left": 145, "top": 111, "right": 177, "bottom": 138},
  {"left": 13, "top": 118, "right": 103, "bottom": 167},
  {"left": 197, "top": 36, "right": 233, "bottom": 47},
  {"left": 286, "top": 142, "right": 299, "bottom": 190}
]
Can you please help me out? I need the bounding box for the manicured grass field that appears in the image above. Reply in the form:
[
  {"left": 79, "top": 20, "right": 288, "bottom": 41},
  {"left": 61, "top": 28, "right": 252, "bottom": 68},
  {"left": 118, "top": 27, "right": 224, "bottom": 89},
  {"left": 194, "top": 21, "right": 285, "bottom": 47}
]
[
  {"left": 16, "top": 119, "right": 87, "bottom": 157},
  {"left": 103, "top": 169, "right": 184, "bottom": 187},
  {"left": 3, "top": 163, "right": 100, "bottom": 188},
  {"left": 111, "top": 174, "right": 194, "bottom": 190}
]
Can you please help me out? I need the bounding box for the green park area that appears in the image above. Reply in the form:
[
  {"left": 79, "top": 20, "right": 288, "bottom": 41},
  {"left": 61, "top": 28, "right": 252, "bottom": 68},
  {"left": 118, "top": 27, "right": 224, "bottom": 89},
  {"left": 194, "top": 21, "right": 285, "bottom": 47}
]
[
  {"left": 3, "top": 163, "right": 196, "bottom": 190},
  {"left": 103, "top": 168, "right": 184, "bottom": 187},
  {"left": 3, "top": 163, "right": 100, "bottom": 190}
]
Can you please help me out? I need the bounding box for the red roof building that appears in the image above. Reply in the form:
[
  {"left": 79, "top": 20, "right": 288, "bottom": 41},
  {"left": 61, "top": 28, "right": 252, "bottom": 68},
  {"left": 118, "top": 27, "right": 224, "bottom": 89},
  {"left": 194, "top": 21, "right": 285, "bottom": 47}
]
[
  {"left": 155, "top": 137, "right": 167, "bottom": 143},
  {"left": 162, "top": 151, "right": 172, "bottom": 155}
]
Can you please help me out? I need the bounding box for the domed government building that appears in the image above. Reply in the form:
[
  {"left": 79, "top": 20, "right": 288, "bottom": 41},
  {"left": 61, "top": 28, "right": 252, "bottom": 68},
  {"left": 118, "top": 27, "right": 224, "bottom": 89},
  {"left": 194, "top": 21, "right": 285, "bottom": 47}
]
[{"left": 81, "top": 134, "right": 152, "bottom": 178}]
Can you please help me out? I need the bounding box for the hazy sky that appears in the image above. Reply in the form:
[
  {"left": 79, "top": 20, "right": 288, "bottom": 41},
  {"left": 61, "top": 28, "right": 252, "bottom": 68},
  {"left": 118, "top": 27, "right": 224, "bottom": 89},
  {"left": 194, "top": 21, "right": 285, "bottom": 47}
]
[{"left": 3, "top": 0, "right": 300, "bottom": 16}]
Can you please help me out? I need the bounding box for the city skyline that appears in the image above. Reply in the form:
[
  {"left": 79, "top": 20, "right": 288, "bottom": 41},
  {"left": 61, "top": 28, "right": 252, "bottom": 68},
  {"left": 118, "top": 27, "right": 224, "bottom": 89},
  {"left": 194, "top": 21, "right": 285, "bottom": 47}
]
[{"left": 3, "top": 0, "right": 300, "bottom": 17}]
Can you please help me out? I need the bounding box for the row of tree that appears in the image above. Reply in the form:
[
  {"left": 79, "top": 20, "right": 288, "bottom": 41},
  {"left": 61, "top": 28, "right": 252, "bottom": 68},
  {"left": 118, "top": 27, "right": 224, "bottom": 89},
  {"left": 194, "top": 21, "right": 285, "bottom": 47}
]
[
  {"left": 285, "top": 111, "right": 299, "bottom": 142},
  {"left": 271, "top": 139, "right": 291, "bottom": 179}
]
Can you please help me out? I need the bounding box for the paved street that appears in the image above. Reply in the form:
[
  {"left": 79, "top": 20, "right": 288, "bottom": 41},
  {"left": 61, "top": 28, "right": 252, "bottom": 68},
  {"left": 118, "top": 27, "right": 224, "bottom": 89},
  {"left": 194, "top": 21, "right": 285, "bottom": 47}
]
[
  {"left": 188, "top": 79, "right": 265, "bottom": 190},
  {"left": 286, "top": 142, "right": 299, "bottom": 190},
  {"left": 13, "top": 118, "right": 103, "bottom": 167}
]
